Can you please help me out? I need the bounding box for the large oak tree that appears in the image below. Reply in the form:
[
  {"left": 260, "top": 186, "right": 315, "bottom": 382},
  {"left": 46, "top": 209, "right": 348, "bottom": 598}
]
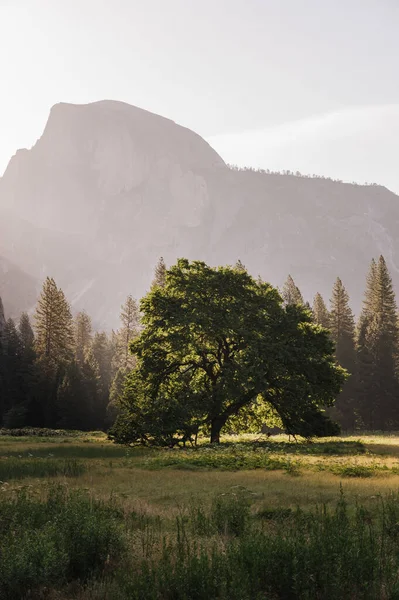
[{"left": 111, "top": 259, "right": 345, "bottom": 445}]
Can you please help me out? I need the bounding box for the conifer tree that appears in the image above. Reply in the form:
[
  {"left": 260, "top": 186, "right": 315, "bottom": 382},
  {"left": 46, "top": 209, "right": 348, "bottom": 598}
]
[
  {"left": 357, "top": 256, "right": 399, "bottom": 429},
  {"left": 1, "top": 319, "right": 23, "bottom": 424},
  {"left": 14, "top": 313, "right": 36, "bottom": 427},
  {"left": 115, "top": 296, "right": 139, "bottom": 370},
  {"left": 281, "top": 275, "right": 304, "bottom": 306},
  {"left": 73, "top": 311, "right": 92, "bottom": 365},
  {"left": 19, "top": 313, "right": 35, "bottom": 354},
  {"left": 57, "top": 361, "right": 91, "bottom": 430},
  {"left": 90, "top": 332, "right": 114, "bottom": 421},
  {"left": 329, "top": 278, "right": 356, "bottom": 429},
  {"left": 0, "top": 296, "right": 5, "bottom": 333},
  {"left": 362, "top": 258, "right": 377, "bottom": 318},
  {"left": 34, "top": 277, "right": 74, "bottom": 365},
  {"left": 312, "top": 293, "right": 330, "bottom": 328},
  {"left": 152, "top": 257, "right": 166, "bottom": 288}
]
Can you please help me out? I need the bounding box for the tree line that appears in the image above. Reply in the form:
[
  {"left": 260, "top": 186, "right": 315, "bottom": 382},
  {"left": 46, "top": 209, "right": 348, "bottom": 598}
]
[
  {"left": 0, "top": 259, "right": 166, "bottom": 431},
  {"left": 282, "top": 255, "right": 399, "bottom": 431},
  {"left": 0, "top": 254, "right": 397, "bottom": 434}
]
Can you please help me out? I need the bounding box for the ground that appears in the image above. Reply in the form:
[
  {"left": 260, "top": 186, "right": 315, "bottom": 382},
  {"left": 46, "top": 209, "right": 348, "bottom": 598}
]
[
  {"left": 3, "top": 431, "right": 399, "bottom": 599},
  {"left": 2, "top": 431, "right": 399, "bottom": 514}
]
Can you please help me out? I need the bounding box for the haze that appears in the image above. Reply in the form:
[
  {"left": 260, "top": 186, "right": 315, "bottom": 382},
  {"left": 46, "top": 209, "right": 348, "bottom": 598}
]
[{"left": 1, "top": 0, "right": 399, "bottom": 191}]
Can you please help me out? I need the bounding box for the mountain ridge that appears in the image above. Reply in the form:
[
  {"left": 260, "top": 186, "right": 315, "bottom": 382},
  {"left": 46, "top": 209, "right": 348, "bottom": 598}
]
[{"left": 1, "top": 100, "right": 399, "bottom": 327}]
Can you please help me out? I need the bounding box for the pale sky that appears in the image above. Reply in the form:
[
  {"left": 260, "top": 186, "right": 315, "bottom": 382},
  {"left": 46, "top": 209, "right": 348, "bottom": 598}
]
[{"left": 1, "top": 0, "right": 399, "bottom": 191}]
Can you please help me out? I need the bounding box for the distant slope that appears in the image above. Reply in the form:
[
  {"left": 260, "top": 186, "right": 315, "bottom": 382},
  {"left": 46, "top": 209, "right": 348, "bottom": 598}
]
[
  {"left": 0, "top": 254, "right": 37, "bottom": 320},
  {"left": 0, "top": 100, "right": 398, "bottom": 327}
]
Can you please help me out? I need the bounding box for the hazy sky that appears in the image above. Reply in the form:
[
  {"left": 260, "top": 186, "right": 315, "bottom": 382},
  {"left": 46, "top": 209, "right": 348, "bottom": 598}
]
[{"left": 1, "top": 0, "right": 399, "bottom": 190}]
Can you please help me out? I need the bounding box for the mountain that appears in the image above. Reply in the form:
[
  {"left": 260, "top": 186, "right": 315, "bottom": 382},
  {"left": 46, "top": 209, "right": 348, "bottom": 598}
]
[{"left": 1, "top": 100, "right": 399, "bottom": 328}]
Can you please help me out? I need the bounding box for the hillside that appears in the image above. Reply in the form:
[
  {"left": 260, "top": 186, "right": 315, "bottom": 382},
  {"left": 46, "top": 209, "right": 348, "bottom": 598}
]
[{"left": 0, "top": 100, "right": 398, "bottom": 327}]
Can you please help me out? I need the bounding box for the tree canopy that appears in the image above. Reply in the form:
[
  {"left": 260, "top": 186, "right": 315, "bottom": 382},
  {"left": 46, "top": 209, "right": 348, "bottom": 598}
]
[{"left": 111, "top": 259, "right": 344, "bottom": 445}]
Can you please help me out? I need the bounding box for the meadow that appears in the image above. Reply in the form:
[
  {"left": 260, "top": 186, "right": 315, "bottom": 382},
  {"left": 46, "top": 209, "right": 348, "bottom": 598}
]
[{"left": 3, "top": 430, "right": 399, "bottom": 598}]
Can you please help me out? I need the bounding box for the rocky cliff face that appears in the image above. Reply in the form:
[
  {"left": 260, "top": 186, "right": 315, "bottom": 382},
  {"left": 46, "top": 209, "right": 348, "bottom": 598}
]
[{"left": 0, "top": 100, "right": 398, "bottom": 327}]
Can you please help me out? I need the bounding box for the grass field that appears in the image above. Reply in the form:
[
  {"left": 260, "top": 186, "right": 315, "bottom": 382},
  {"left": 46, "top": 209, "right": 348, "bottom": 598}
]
[{"left": 3, "top": 431, "right": 399, "bottom": 598}]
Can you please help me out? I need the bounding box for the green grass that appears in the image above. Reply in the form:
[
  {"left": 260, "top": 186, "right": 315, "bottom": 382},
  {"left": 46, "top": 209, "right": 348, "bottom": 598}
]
[
  {"left": 0, "top": 485, "right": 126, "bottom": 599},
  {"left": 0, "top": 457, "right": 86, "bottom": 481},
  {"left": 2, "top": 431, "right": 399, "bottom": 598}
]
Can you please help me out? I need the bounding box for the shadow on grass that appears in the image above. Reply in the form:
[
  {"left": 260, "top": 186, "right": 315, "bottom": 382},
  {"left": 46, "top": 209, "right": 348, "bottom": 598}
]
[
  {"left": 199, "top": 439, "right": 366, "bottom": 456},
  {"left": 1, "top": 445, "right": 150, "bottom": 460},
  {"left": 0, "top": 458, "right": 86, "bottom": 481}
]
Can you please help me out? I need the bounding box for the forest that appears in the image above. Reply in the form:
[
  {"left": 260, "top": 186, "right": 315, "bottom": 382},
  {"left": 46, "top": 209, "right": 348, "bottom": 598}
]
[{"left": 0, "top": 254, "right": 397, "bottom": 437}]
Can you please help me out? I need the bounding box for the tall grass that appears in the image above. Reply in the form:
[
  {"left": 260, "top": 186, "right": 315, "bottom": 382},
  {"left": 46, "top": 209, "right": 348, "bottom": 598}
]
[
  {"left": 3, "top": 486, "right": 399, "bottom": 598},
  {"left": 115, "top": 490, "right": 399, "bottom": 600},
  {"left": 0, "top": 457, "right": 85, "bottom": 481},
  {"left": 0, "top": 485, "right": 126, "bottom": 599}
]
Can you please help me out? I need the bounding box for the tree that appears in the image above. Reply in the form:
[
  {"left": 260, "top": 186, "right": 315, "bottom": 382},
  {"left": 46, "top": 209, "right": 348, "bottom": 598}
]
[
  {"left": 73, "top": 311, "right": 92, "bottom": 365},
  {"left": 114, "top": 296, "right": 140, "bottom": 370},
  {"left": 151, "top": 257, "right": 166, "bottom": 289},
  {"left": 329, "top": 278, "right": 356, "bottom": 429},
  {"left": 234, "top": 259, "right": 247, "bottom": 273},
  {"left": 357, "top": 256, "right": 399, "bottom": 429},
  {"left": 312, "top": 293, "right": 330, "bottom": 328},
  {"left": 0, "top": 319, "right": 23, "bottom": 424},
  {"left": 111, "top": 259, "right": 344, "bottom": 445},
  {"left": 330, "top": 279, "right": 355, "bottom": 368},
  {"left": 19, "top": 313, "right": 35, "bottom": 353},
  {"left": 57, "top": 361, "right": 92, "bottom": 430},
  {"left": 0, "top": 296, "right": 5, "bottom": 333},
  {"left": 281, "top": 275, "right": 304, "bottom": 306},
  {"left": 90, "top": 332, "right": 114, "bottom": 425},
  {"left": 34, "top": 277, "right": 74, "bottom": 365}
]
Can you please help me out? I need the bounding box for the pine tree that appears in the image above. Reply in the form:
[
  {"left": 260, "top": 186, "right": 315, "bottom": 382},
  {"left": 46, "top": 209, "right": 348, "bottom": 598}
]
[
  {"left": 57, "top": 361, "right": 91, "bottom": 430},
  {"left": 73, "top": 311, "right": 92, "bottom": 365},
  {"left": 0, "top": 296, "right": 5, "bottom": 333},
  {"left": 281, "top": 275, "right": 304, "bottom": 306},
  {"left": 1, "top": 319, "right": 23, "bottom": 424},
  {"left": 329, "top": 278, "right": 356, "bottom": 429},
  {"left": 362, "top": 258, "right": 377, "bottom": 318},
  {"left": 19, "top": 313, "right": 35, "bottom": 353},
  {"left": 114, "top": 295, "right": 140, "bottom": 370},
  {"left": 152, "top": 257, "right": 166, "bottom": 288},
  {"left": 34, "top": 277, "right": 74, "bottom": 365},
  {"left": 312, "top": 293, "right": 330, "bottom": 328},
  {"left": 14, "top": 313, "right": 36, "bottom": 427},
  {"left": 357, "top": 256, "right": 399, "bottom": 429},
  {"left": 90, "top": 332, "right": 114, "bottom": 422}
]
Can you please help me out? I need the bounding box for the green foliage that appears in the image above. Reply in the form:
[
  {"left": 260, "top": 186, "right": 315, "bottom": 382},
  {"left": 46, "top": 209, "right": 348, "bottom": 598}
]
[
  {"left": 281, "top": 274, "right": 304, "bottom": 306},
  {"left": 0, "top": 485, "right": 126, "bottom": 599},
  {"left": 111, "top": 491, "right": 399, "bottom": 600},
  {"left": 34, "top": 277, "right": 74, "bottom": 365},
  {"left": 73, "top": 310, "right": 92, "bottom": 365},
  {"left": 357, "top": 256, "right": 399, "bottom": 430},
  {"left": 113, "top": 259, "right": 344, "bottom": 445},
  {"left": 312, "top": 292, "right": 330, "bottom": 328},
  {"left": 329, "top": 278, "right": 357, "bottom": 430},
  {"left": 113, "top": 295, "right": 140, "bottom": 370}
]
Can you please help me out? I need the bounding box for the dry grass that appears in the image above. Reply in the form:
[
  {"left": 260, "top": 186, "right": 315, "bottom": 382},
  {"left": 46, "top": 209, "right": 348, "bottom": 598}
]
[{"left": 2, "top": 432, "right": 399, "bottom": 518}]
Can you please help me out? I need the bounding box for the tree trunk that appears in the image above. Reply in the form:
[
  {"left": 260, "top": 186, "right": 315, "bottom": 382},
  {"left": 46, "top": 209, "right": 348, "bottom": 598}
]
[{"left": 210, "top": 417, "right": 224, "bottom": 444}]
